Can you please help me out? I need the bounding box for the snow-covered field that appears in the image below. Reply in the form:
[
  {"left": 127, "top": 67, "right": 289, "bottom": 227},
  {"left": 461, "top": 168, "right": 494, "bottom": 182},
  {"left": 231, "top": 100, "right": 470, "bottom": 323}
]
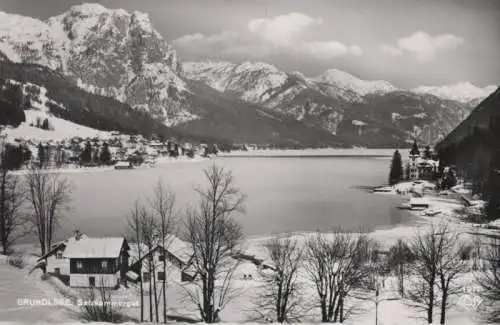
[
  {"left": 1, "top": 176, "right": 498, "bottom": 324},
  {"left": 3, "top": 110, "right": 111, "bottom": 142}
]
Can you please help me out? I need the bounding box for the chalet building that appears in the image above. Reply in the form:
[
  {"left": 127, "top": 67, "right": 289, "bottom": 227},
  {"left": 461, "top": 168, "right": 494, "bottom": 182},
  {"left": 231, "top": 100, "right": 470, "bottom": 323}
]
[
  {"left": 129, "top": 235, "right": 196, "bottom": 283},
  {"left": 63, "top": 237, "right": 130, "bottom": 288},
  {"left": 37, "top": 231, "right": 88, "bottom": 276}
]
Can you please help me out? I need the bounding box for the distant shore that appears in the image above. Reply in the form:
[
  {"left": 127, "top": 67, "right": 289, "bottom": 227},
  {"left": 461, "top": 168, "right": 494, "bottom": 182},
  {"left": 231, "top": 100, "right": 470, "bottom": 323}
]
[
  {"left": 10, "top": 155, "right": 207, "bottom": 176},
  {"left": 218, "top": 148, "right": 401, "bottom": 158}
]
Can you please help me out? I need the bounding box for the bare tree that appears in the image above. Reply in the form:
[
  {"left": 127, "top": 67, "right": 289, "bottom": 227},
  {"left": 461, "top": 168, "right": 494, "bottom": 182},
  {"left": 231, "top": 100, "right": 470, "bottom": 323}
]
[
  {"left": 126, "top": 200, "right": 147, "bottom": 322},
  {"left": 436, "top": 231, "right": 467, "bottom": 324},
  {"left": 304, "top": 230, "right": 374, "bottom": 323},
  {"left": 185, "top": 164, "right": 245, "bottom": 323},
  {"left": 80, "top": 278, "right": 124, "bottom": 323},
  {"left": 0, "top": 171, "right": 26, "bottom": 254},
  {"left": 477, "top": 239, "right": 500, "bottom": 323},
  {"left": 25, "top": 167, "right": 73, "bottom": 257},
  {"left": 387, "top": 238, "right": 415, "bottom": 297},
  {"left": 255, "top": 235, "right": 304, "bottom": 323},
  {"left": 139, "top": 207, "right": 158, "bottom": 322},
  {"left": 150, "top": 180, "right": 177, "bottom": 323},
  {"left": 406, "top": 223, "right": 463, "bottom": 324}
]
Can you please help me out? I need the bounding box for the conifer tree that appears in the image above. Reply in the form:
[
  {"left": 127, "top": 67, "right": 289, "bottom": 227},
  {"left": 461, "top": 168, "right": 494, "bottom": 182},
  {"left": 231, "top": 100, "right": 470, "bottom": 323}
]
[
  {"left": 484, "top": 117, "right": 500, "bottom": 221},
  {"left": 41, "top": 118, "right": 50, "bottom": 130},
  {"left": 99, "top": 143, "right": 111, "bottom": 165},
  {"left": 423, "top": 145, "right": 432, "bottom": 160},
  {"left": 389, "top": 150, "right": 404, "bottom": 185},
  {"left": 37, "top": 143, "right": 46, "bottom": 168},
  {"left": 80, "top": 141, "right": 92, "bottom": 165},
  {"left": 410, "top": 139, "right": 420, "bottom": 157}
]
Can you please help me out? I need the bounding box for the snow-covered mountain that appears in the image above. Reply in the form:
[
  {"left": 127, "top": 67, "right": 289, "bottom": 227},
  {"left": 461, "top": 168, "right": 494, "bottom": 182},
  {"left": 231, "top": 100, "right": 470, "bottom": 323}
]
[
  {"left": 411, "top": 82, "right": 497, "bottom": 103},
  {"left": 183, "top": 60, "right": 292, "bottom": 104},
  {"left": 0, "top": 3, "right": 494, "bottom": 147},
  {"left": 183, "top": 59, "right": 477, "bottom": 146},
  {"left": 314, "top": 69, "right": 399, "bottom": 96},
  {"left": 0, "top": 3, "right": 190, "bottom": 126}
]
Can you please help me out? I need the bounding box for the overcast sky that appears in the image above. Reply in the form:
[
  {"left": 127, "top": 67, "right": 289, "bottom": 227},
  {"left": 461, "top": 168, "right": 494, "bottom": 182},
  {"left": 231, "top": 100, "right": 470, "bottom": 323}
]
[{"left": 1, "top": 0, "right": 499, "bottom": 88}]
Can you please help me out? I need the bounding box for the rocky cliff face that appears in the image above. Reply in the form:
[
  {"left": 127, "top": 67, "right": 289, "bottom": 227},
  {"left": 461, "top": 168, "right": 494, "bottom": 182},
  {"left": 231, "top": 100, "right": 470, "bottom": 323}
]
[{"left": 0, "top": 3, "right": 191, "bottom": 126}]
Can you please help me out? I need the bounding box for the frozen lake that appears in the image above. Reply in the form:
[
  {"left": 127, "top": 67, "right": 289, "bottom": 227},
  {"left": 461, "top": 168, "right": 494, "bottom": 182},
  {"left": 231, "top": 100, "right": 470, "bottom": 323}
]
[{"left": 50, "top": 150, "right": 412, "bottom": 241}]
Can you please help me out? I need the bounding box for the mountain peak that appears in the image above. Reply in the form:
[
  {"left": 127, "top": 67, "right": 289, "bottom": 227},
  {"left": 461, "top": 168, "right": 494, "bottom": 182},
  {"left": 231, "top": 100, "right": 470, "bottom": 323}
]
[
  {"left": 66, "top": 3, "right": 128, "bottom": 17},
  {"left": 315, "top": 68, "right": 398, "bottom": 96},
  {"left": 411, "top": 82, "right": 497, "bottom": 103}
]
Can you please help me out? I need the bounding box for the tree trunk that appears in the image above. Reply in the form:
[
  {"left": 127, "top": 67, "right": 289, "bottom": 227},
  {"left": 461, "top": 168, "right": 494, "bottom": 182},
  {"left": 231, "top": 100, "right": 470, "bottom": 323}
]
[
  {"left": 140, "top": 275, "right": 144, "bottom": 322},
  {"left": 320, "top": 298, "right": 327, "bottom": 322},
  {"left": 399, "top": 264, "right": 405, "bottom": 297},
  {"left": 0, "top": 169, "right": 7, "bottom": 254},
  {"left": 428, "top": 283, "right": 435, "bottom": 324},
  {"left": 148, "top": 258, "right": 153, "bottom": 321},
  {"left": 339, "top": 295, "right": 344, "bottom": 323},
  {"left": 153, "top": 261, "right": 159, "bottom": 322},
  {"left": 163, "top": 257, "right": 167, "bottom": 323},
  {"left": 440, "top": 289, "right": 448, "bottom": 324}
]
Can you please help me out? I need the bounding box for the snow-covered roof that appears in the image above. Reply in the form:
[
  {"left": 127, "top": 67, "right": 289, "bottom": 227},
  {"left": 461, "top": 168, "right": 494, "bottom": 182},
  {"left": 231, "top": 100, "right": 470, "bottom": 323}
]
[
  {"left": 115, "top": 161, "right": 131, "bottom": 167},
  {"left": 409, "top": 197, "right": 430, "bottom": 205},
  {"left": 163, "top": 234, "right": 193, "bottom": 263},
  {"left": 126, "top": 270, "right": 139, "bottom": 280},
  {"left": 64, "top": 237, "right": 127, "bottom": 258}
]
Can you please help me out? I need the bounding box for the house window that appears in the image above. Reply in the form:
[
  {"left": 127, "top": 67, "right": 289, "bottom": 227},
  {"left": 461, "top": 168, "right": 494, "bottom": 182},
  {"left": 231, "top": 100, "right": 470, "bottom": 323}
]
[
  {"left": 101, "top": 260, "right": 108, "bottom": 270},
  {"left": 76, "top": 261, "right": 83, "bottom": 270},
  {"left": 158, "top": 271, "right": 165, "bottom": 281},
  {"left": 56, "top": 251, "right": 63, "bottom": 259},
  {"left": 54, "top": 267, "right": 60, "bottom": 274},
  {"left": 158, "top": 254, "right": 165, "bottom": 262},
  {"left": 143, "top": 272, "right": 150, "bottom": 282}
]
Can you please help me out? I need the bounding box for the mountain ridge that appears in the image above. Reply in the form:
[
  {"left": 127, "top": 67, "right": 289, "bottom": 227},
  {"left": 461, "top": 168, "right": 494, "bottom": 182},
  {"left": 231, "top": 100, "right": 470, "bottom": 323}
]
[{"left": 0, "top": 3, "right": 497, "bottom": 147}]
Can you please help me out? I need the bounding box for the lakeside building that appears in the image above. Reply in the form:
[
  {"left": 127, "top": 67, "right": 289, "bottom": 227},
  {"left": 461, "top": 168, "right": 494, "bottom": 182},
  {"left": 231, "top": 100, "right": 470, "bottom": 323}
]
[{"left": 37, "top": 233, "right": 130, "bottom": 288}]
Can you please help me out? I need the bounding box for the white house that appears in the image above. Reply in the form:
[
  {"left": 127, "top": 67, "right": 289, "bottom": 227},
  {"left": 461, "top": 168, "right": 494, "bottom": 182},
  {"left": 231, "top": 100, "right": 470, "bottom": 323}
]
[
  {"left": 129, "top": 235, "right": 196, "bottom": 283},
  {"left": 37, "top": 231, "right": 88, "bottom": 276},
  {"left": 63, "top": 237, "right": 130, "bottom": 288}
]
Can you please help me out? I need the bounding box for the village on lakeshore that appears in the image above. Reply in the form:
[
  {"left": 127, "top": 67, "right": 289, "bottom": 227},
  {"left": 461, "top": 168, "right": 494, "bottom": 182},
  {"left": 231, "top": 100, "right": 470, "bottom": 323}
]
[{"left": 0, "top": 127, "right": 223, "bottom": 170}]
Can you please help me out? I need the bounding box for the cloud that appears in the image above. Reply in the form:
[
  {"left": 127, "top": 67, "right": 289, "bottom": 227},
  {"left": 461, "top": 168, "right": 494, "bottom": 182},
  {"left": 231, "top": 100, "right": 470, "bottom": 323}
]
[
  {"left": 247, "top": 12, "right": 321, "bottom": 46},
  {"left": 381, "top": 31, "right": 464, "bottom": 61},
  {"left": 299, "top": 42, "right": 363, "bottom": 60},
  {"left": 173, "top": 30, "right": 240, "bottom": 50},
  {"left": 173, "top": 13, "right": 362, "bottom": 61}
]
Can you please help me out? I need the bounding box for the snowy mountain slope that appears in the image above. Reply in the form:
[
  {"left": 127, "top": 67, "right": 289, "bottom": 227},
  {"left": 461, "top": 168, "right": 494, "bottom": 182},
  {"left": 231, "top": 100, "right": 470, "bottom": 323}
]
[
  {"left": 0, "top": 3, "right": 191, "bottom": 126},
  {"left": 0, "top": 5, "right": 344, "bottom": 147},
  {"left": 411, "top": 82, "right": 497, "bottom": 103},
  {"left": 314, "top": 69, "right": 399, "bottom": 96},
  {"left": 182, "top": 60, "right": 474, "bottom": 146},
  {"left": 437, "top": 86, "right": 500, "bottom": 150},
  {"left": 4, "top": 110, "right": 112, "bottom": 142},
  {"left": 0, "top": 59, "right": 190, "bottom": 142},
  {"left": 1, "top": 80, "right": 111, "bottom": 141}
]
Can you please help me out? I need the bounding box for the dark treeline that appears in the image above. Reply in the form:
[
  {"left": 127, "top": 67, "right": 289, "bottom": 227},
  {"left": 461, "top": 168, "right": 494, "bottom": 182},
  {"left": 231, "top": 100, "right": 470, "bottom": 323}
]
[
  {"left": 0, "top": 81, "right": 26, "bottom": 127},
  {"left": 438, "top": 115, "right": 500, "bottom": 220}
]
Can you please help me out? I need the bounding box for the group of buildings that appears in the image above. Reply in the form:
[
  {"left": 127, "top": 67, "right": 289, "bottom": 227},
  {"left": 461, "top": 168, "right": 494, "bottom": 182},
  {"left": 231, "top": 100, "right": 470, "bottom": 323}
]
[
  {"left": 37, "top": 231, "right": 197, "bottom": 288},
  {"left": 406, "top": 141, "right": 440, "bottom": 181},
  {"left": 10, "top": 132, "right": 211, "bottom": 169}
]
